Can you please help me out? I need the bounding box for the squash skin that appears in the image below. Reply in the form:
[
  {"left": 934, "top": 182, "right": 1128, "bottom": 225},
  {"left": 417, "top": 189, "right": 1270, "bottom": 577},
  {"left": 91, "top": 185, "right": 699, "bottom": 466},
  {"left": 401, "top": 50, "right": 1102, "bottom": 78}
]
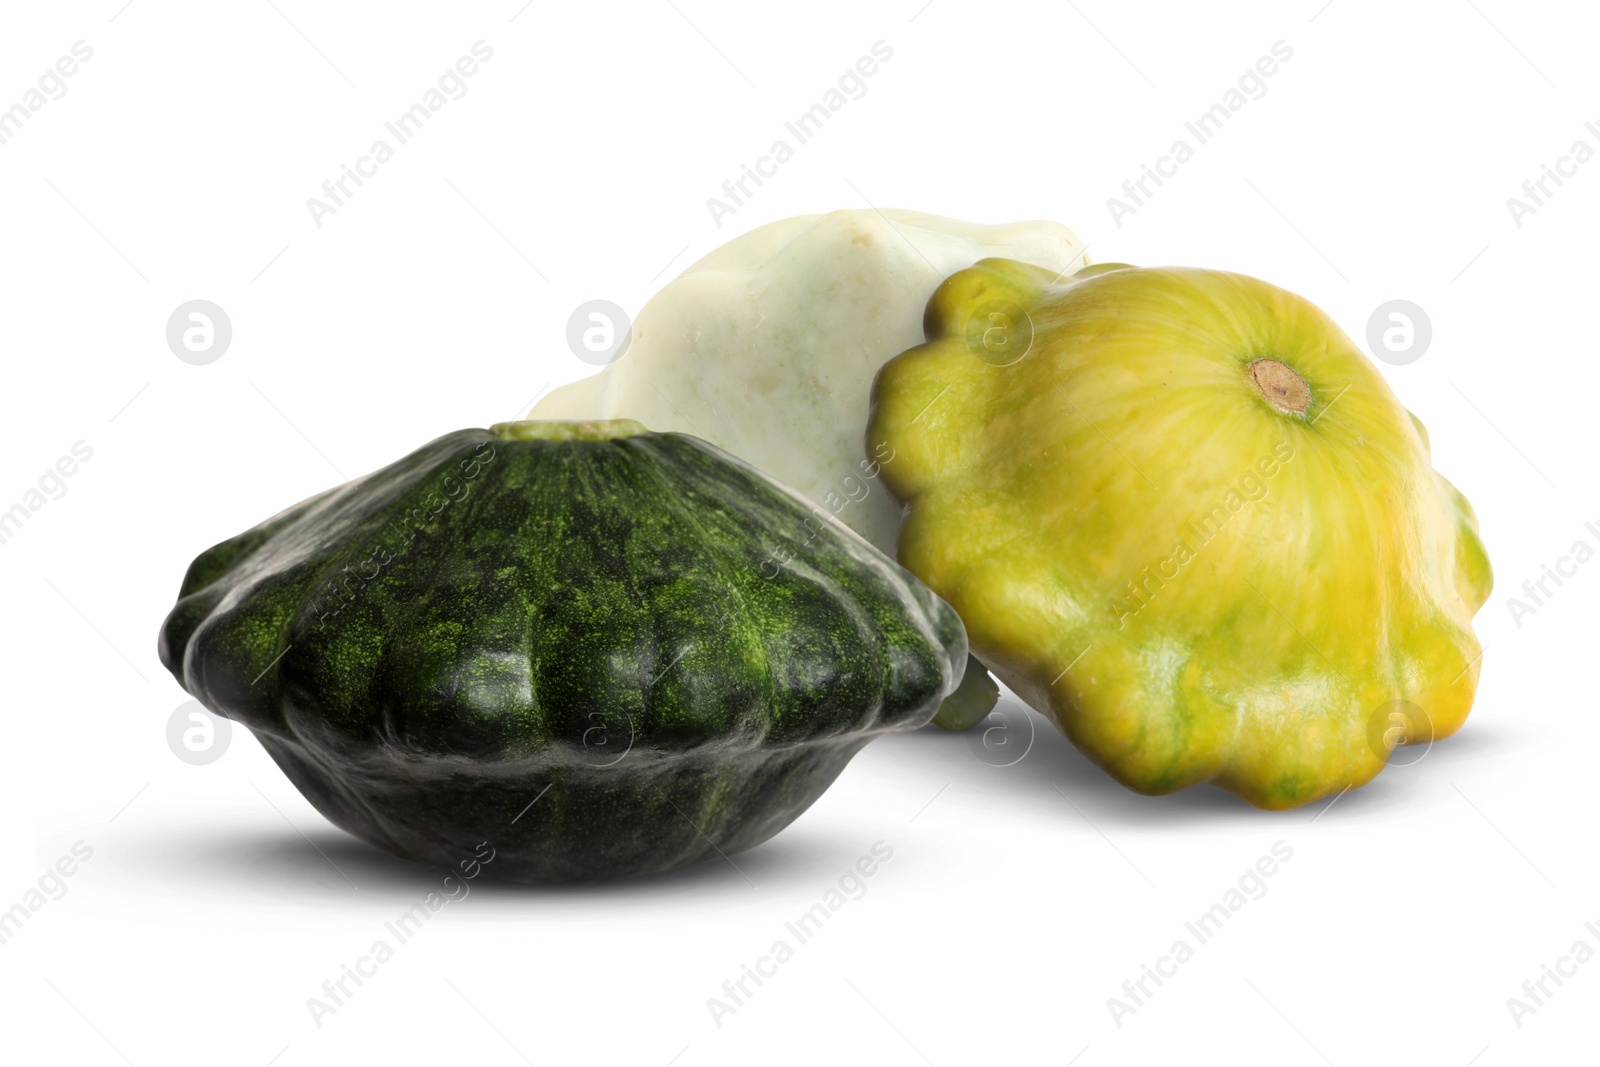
[
  {"left": 159, "top": 425, "right": 965, "bottom": 882},
  {"left": 868, "top": 260, "right": 1492, "bottom": 810}
]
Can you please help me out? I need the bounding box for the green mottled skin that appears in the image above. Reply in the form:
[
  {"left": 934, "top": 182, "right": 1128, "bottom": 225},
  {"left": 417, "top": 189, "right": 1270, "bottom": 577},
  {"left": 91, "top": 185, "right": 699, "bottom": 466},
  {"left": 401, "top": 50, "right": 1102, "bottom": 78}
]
[{"left": 159, "top": 426, "right": 965, "bottom": 883}]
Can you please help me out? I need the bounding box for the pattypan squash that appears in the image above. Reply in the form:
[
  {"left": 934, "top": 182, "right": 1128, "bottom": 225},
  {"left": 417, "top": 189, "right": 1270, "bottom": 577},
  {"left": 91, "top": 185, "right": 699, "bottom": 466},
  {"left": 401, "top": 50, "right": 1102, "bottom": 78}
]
[
  {"left": 868, "top": 259, "right": 1492, "bottom": 809},
  {"left": 160, "top": 421, "right": 966, "bottom": 881}
]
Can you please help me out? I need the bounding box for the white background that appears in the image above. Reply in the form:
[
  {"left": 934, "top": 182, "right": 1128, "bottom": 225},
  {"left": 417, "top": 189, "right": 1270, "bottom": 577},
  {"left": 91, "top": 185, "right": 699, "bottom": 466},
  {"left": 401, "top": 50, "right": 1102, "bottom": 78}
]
[{"left": 3, "top": 1, "right": 1595, "bottom": 1064}]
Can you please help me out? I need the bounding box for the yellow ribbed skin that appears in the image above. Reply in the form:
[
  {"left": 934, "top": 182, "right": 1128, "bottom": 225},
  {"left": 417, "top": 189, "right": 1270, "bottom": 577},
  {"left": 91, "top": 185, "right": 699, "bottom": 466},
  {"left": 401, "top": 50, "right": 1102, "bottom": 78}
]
[{"left": 868, "top": 259, "right": 1492, "bottom": 809}]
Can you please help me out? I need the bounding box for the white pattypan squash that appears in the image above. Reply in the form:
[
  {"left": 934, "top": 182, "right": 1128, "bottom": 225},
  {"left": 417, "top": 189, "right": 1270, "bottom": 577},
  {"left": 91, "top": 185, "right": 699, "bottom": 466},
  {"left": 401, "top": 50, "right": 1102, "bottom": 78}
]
[{"left": 532, "top": 208, "right": 1088, "bottom": 555}]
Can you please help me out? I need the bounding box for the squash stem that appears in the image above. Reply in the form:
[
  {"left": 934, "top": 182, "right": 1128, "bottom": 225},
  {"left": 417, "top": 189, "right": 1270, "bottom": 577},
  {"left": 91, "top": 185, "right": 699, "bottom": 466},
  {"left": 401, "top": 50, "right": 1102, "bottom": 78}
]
[{"left": 489, "top": 419, "right": 650, "bottom": 442}]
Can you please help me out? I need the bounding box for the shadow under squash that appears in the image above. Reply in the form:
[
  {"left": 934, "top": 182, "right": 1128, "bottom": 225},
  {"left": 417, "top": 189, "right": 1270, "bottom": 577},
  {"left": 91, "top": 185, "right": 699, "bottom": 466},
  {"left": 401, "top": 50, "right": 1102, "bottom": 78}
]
[
  {"left": 878, "top": 699, "right": 1445, "bottom": 828},
  {"left": 113, "top": 814, "right": 849, "bottom": 905}
]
